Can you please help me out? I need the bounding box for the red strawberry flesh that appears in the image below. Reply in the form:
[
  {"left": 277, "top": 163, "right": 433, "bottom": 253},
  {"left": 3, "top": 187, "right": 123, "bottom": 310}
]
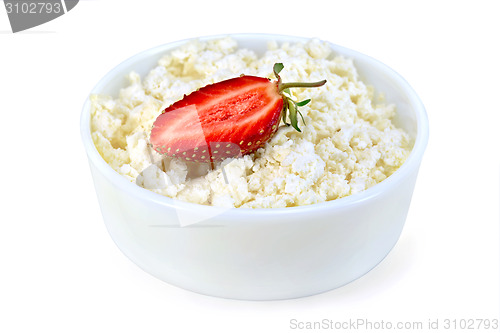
[{"left": 150, "top": 75, "right": 283, "bottom": 162}]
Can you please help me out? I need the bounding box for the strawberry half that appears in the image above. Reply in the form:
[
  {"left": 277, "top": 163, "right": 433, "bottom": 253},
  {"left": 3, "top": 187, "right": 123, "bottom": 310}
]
[{"left": 150, "top": 63, "right": 326, "bottom": 163}]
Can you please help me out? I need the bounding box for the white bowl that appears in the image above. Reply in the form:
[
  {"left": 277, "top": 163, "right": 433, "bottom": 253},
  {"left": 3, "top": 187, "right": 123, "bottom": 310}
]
[{"left": 81, "top": 33, "right": 428, "bottom": 300}]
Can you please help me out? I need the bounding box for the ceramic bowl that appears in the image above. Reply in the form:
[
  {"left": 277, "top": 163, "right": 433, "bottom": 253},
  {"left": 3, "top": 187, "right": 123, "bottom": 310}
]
[{"left": 80, "top": 33, "right": 428, "bottom": 300}]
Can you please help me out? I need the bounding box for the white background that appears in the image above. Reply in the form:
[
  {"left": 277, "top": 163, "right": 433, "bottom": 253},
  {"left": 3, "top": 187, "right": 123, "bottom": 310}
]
[{"left": 1, "top": 0, "right": 499, "bottom": 332}]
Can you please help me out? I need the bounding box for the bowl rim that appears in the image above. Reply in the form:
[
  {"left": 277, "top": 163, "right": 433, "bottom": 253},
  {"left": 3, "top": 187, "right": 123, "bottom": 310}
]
[{"left": 80, "top": 32, "right": 429, "bottom": 218}]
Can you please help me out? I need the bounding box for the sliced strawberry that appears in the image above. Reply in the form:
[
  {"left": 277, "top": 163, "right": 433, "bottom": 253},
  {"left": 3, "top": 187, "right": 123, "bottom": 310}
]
[{"left": 150, "top": 63, "right": 326, "bottom": 163}]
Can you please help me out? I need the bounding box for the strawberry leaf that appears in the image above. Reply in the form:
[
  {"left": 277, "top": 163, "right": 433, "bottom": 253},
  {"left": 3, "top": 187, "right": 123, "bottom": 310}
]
[
  {"left": 273, "top": 63, "right": 284, "bottom": 76},
  {"left": 296, "top": 99, "right": 311, "bottom": 107},
  {"left": 282, "top": 102, "right": 289, "bottom": 125},
  {"left": 287, "top": 99, "right": 301, "bottom": 132},
  {"left": 297, "top": 108, "right": 306, "bottom": 126}
]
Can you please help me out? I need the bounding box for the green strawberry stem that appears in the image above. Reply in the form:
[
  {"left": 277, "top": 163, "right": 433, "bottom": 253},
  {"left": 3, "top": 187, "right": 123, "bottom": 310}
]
[
  {"left": 273, "top": 63, "right": 326, "bottom": 132},
  {"left": 278, "top": 80, "right": 327, "bottom": 91}
]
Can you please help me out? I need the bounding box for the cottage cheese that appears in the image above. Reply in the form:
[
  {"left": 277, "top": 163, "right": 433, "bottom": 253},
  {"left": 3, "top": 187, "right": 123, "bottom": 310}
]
[{"left": 90, "top": 37, "right": 411, "bottom": 208}]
